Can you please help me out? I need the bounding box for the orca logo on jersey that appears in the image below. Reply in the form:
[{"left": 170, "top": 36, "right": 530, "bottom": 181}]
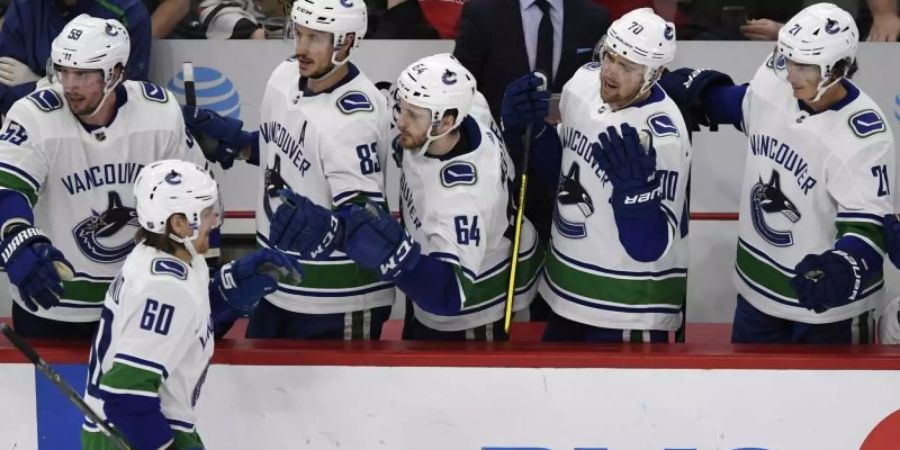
[
  {"left": 750, "top": 170, "right": 801, "bottom": 247},
  {"left": 554, "top": 163, "right": 594, "bottom": 239},
  {"left": 73, "top": 191, "right": 139, "bottom": 263},
  {"left": 441, "top": 162, "right": 477, "bottom": 188},
  {"left": 151, "top": 258, "right": 188, "bottom": 280},
  {"left": 337, "top": 91, "right": 374, "bottom": 115},
  {"left": 849, "top": 109, "right": 886, "bottom": 138},
  {"left": 647, "top": 113, "right": 679, "bottom": 138}
]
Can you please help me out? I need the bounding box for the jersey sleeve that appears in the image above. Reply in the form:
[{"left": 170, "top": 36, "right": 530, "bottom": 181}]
[
  {"left": 320, "top": 115, "right": 386, "bottom": 207},
  {"left": 0, "top": 97, "right": 53, "bottom": 206},
  {"left": 827, "top": 137, "right": 895, "bottom": 254},
  {"left": 652, "top": 130, "right": 690, "bottom": 244},
  {"left": 98, "top": 279, "right": 199, "bottom": 399}
]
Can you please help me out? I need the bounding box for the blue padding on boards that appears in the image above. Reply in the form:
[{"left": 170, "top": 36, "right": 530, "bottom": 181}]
[{"left": 35, "top": 364, "right": 88, "bottom": 449}]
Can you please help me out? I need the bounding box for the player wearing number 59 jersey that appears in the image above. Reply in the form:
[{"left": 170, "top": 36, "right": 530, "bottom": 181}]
[{"left": 0, "top": 15, "right": 205, "bottom": 339}]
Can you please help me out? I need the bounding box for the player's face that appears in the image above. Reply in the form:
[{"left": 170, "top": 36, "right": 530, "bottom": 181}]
[
  {"left": 56, "top": 66, "right": 106, "bottom": 116},
  {"left": 190, "top": 205, "right": 220, "bottom": 255},
  {"left": 396, "top": 99, "right": 433, "bottom": 150},
  {"left": 599, "top": 51, "right": 645, "bottom": 107},
  {"left": 785, "top": 59, "right": 822, "bottom": 101},
  {"left": 293, "top": 25, "right": 336, "bottom": 77}
]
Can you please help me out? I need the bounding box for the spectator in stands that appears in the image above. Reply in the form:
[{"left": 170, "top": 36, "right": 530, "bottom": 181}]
[
  {"left": 197, "top": 0, "right": 264, "bottom": 39},
  {"left": 373, "top": 0, "right": 465, "bottom": 38},
  {"left": 740, "top": 0, "right": 899, "bottom": 42},
  {"left": 0, "top": 0, "right": 151, "bottom": 115},
  {"left": 144, "top": 0, "right": 188, "bottom": 37}
]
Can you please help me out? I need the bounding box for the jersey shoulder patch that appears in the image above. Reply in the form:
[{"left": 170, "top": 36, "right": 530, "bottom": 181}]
[
  {"left": 848, "top": 109, "right": 886, "bottom": 138},
  {"left": 140, "top": 82, "right": 169, "bottom": 103},
  {"left": 151, "top": 258, "right": 188, "bottom": 280},
  {"left": 27, "top": 89, "right": 63, "bottom": 112},
  {"left": 441, "top": 161, "right": 477, "bottom": 188},
  {"left": 337, "top": 91, "right": 374, "bottom": 114},
  {"left": 647, "top": 113, "right": 680, "bottom": 138}
]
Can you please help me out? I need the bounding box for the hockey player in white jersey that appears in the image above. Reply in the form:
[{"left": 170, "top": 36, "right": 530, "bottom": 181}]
[
  {"left": 502, "top": 8, "right": 691, "bottom": 343},
  {"left": 389, "top": 53, "right": 541, "bottom": 340},
  {"left": 660, "top": 3, "right": 895, "bottom": 344},
  {"left": 876, "top": 215, "right": 900, "bottom": 344},
  {"left": 183, "top": 0, "right": 394, "bottom": 339},
  {"left": 0, "top": 15, "right": 207, "bottom": 339},
  {"left": 82, "top": 160, "right": 299, "bottom": 449}
]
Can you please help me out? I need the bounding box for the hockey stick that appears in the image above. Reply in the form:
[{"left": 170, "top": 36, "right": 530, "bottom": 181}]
[
  {"left": 504, "top": 73, "right": 547, "bottom": 334},
  {"left": 0, "top": 324, "right": 132, "bottom": 450},
  {"left": 183, "top": 62, "right": 250, "bottom": 164}
]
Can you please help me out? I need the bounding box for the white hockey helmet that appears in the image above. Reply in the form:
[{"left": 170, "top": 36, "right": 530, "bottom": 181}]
[
  {"left": 291, "top": 0, "right": 367, "bottom": 65},
  {"left": 597, "top": 7, "right": 676, "bottom": 94},
  {"left": 134, "top": 160, "right": 219, "bottom": 247},
  {"left": 51, "top": 14, "right": 130, "bottom": 87},
  {"left": 776, "top": 2, "right": 858, "bottom": 101},
  {"left": 395, "top": 53, "right": 476, "bottom": 135}
]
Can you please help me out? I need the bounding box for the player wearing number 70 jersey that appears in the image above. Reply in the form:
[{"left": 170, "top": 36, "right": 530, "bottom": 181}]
[{"left": 82, "top": 160, "right": 300, "bottom": 449}]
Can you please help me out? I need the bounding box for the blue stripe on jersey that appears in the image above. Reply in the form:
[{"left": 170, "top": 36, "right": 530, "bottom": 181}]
[
  {"left": 433, "top": 269, "right": 541, "bottom": 316},
  {"left": 115, "top": 353, "right": 170, "bottom": 379},
  {"left": 661, "top": 203, "right": 678, "bottom": 227},
  {"left": 56, "top": 301, "right": 104, "bottom": 309},
  {"left": 431, "top": 238, "right": 539, "bottom": 282},
  {"left": 74, "top": 272, "right": 116, "bottom": 281},
  {"left": 735, "top": 264, "right": 883, "bottom": 307},
  {"left": 168, "top": 418, "right": 195, "bottom": 431},
  {"left": 837, "top": 212, "right": 884, "bottom": 224},
  {"left": 333, "top": 190, "right": 386, "bottom": 206},
  {"left": 543, "top": 271, "right": 682, "bottom": 314},
  {"left": 551, "top": 245, "right": 688, "bottom": 278},
  {"left": 277, "top": 282, "right": 393, "bottom": 297},
  {"left": 0, "top": 161, "right": 40, "bottom": 190},
  {"left": 738, "top": 238, "right": 795, "bottom": 274}
]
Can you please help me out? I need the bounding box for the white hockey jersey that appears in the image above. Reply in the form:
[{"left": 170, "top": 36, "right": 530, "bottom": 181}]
[
  {"left": 398, "top": 93, "right": 541, "bottom": 331},
  {"left": 254, "top": 60, "right": 394, "bottom": 314},
  {"left": 734, "top": 56, "right": 895, "bottom": 324},
  {"left": 0, "top": 81, "right": 205, "bottom": 322},
  {"left": 539, "top": 63, "right": 692, "bottom": 331},
  {"left": 82, "top": 242, "right": 213, "bottom": 442}
]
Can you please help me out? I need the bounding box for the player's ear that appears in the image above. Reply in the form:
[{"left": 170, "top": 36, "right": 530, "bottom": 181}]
[
  {"left": 167, "top": 214, "right": 190, "bottom": 239},
  {"left": 439, "top": 109, "right": 459, "bottom": 134},
  {"left": 337, "top": 33, "right": 355, "bottom": 61}
]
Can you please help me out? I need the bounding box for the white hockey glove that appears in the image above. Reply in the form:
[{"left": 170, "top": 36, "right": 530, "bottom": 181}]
[{"left": 0, "top": 57, "right": 40, "bottom": 87}]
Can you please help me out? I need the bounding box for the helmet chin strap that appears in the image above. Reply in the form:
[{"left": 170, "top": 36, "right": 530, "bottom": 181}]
[
  {"left": 810, "top": 74, "right": 841, "bottom": 103},
  {"left": 168, "top": 231, "right": 200, "bottom": 259},
  {"left": 83, "top": 73, "right": 122, "bottom": 119}
]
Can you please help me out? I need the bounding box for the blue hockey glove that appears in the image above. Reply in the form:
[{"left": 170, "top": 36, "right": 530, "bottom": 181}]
[
  {"left": 593, "top": 123, "right": 661, "bottom": 217},
  {"left": 342, "top": 203, "right": 421, "bottom": 281},
  {"left": 658, "top": 68, "right": 735, "bottom": 131},
  {"left": 790, "top": 250, "right": 863, "bottom": 313},
  {"left": 884, "top": 214, "right": 900, "bottom": 269},
  {"left": 0, "top": 225, "right": 73, "bottom": 312},
  {"left": 268, "top": 189, "right": 343, "bottom": 259},
  {"left": 501, "top": 73, "right": 550, "bottom": 135},
  {"left": 211, "top": 248, "right": 303, "bottom": 313},
  {"left": 181, "top": 106, "right": 252, "bottom": 169}
]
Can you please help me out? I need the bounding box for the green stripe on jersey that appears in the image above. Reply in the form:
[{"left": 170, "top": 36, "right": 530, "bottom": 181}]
[
  {"left": 454, "top": 243, "right": 545, "bottom": 309},
  {"left": 0, "top": 173, "right": 38, "bottom": 205},
  {"left": 836, "top": 220, "right": 885, "bottom": 252},
  {"left": 284, "top": 260, "right": 381, "bottom": 289},
  {"left": 544, "top": 250, "right": 686, "bottom": 306},
  {"left": 99, "top": 361, "right": 162, "bottom": 395},
  {"left": 82, "top": 429, "right": 203, "bottom": 449},
  {"left": 63, "top": 279, "right": 110, "bottom": 304},
  {"left": 736, "top": 241, "right": 882, "bottom": 300}
]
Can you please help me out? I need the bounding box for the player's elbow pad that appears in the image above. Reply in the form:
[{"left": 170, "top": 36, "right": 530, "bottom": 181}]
[{"left": 102, "top": 392, "right": 173, "bottom": 450}]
